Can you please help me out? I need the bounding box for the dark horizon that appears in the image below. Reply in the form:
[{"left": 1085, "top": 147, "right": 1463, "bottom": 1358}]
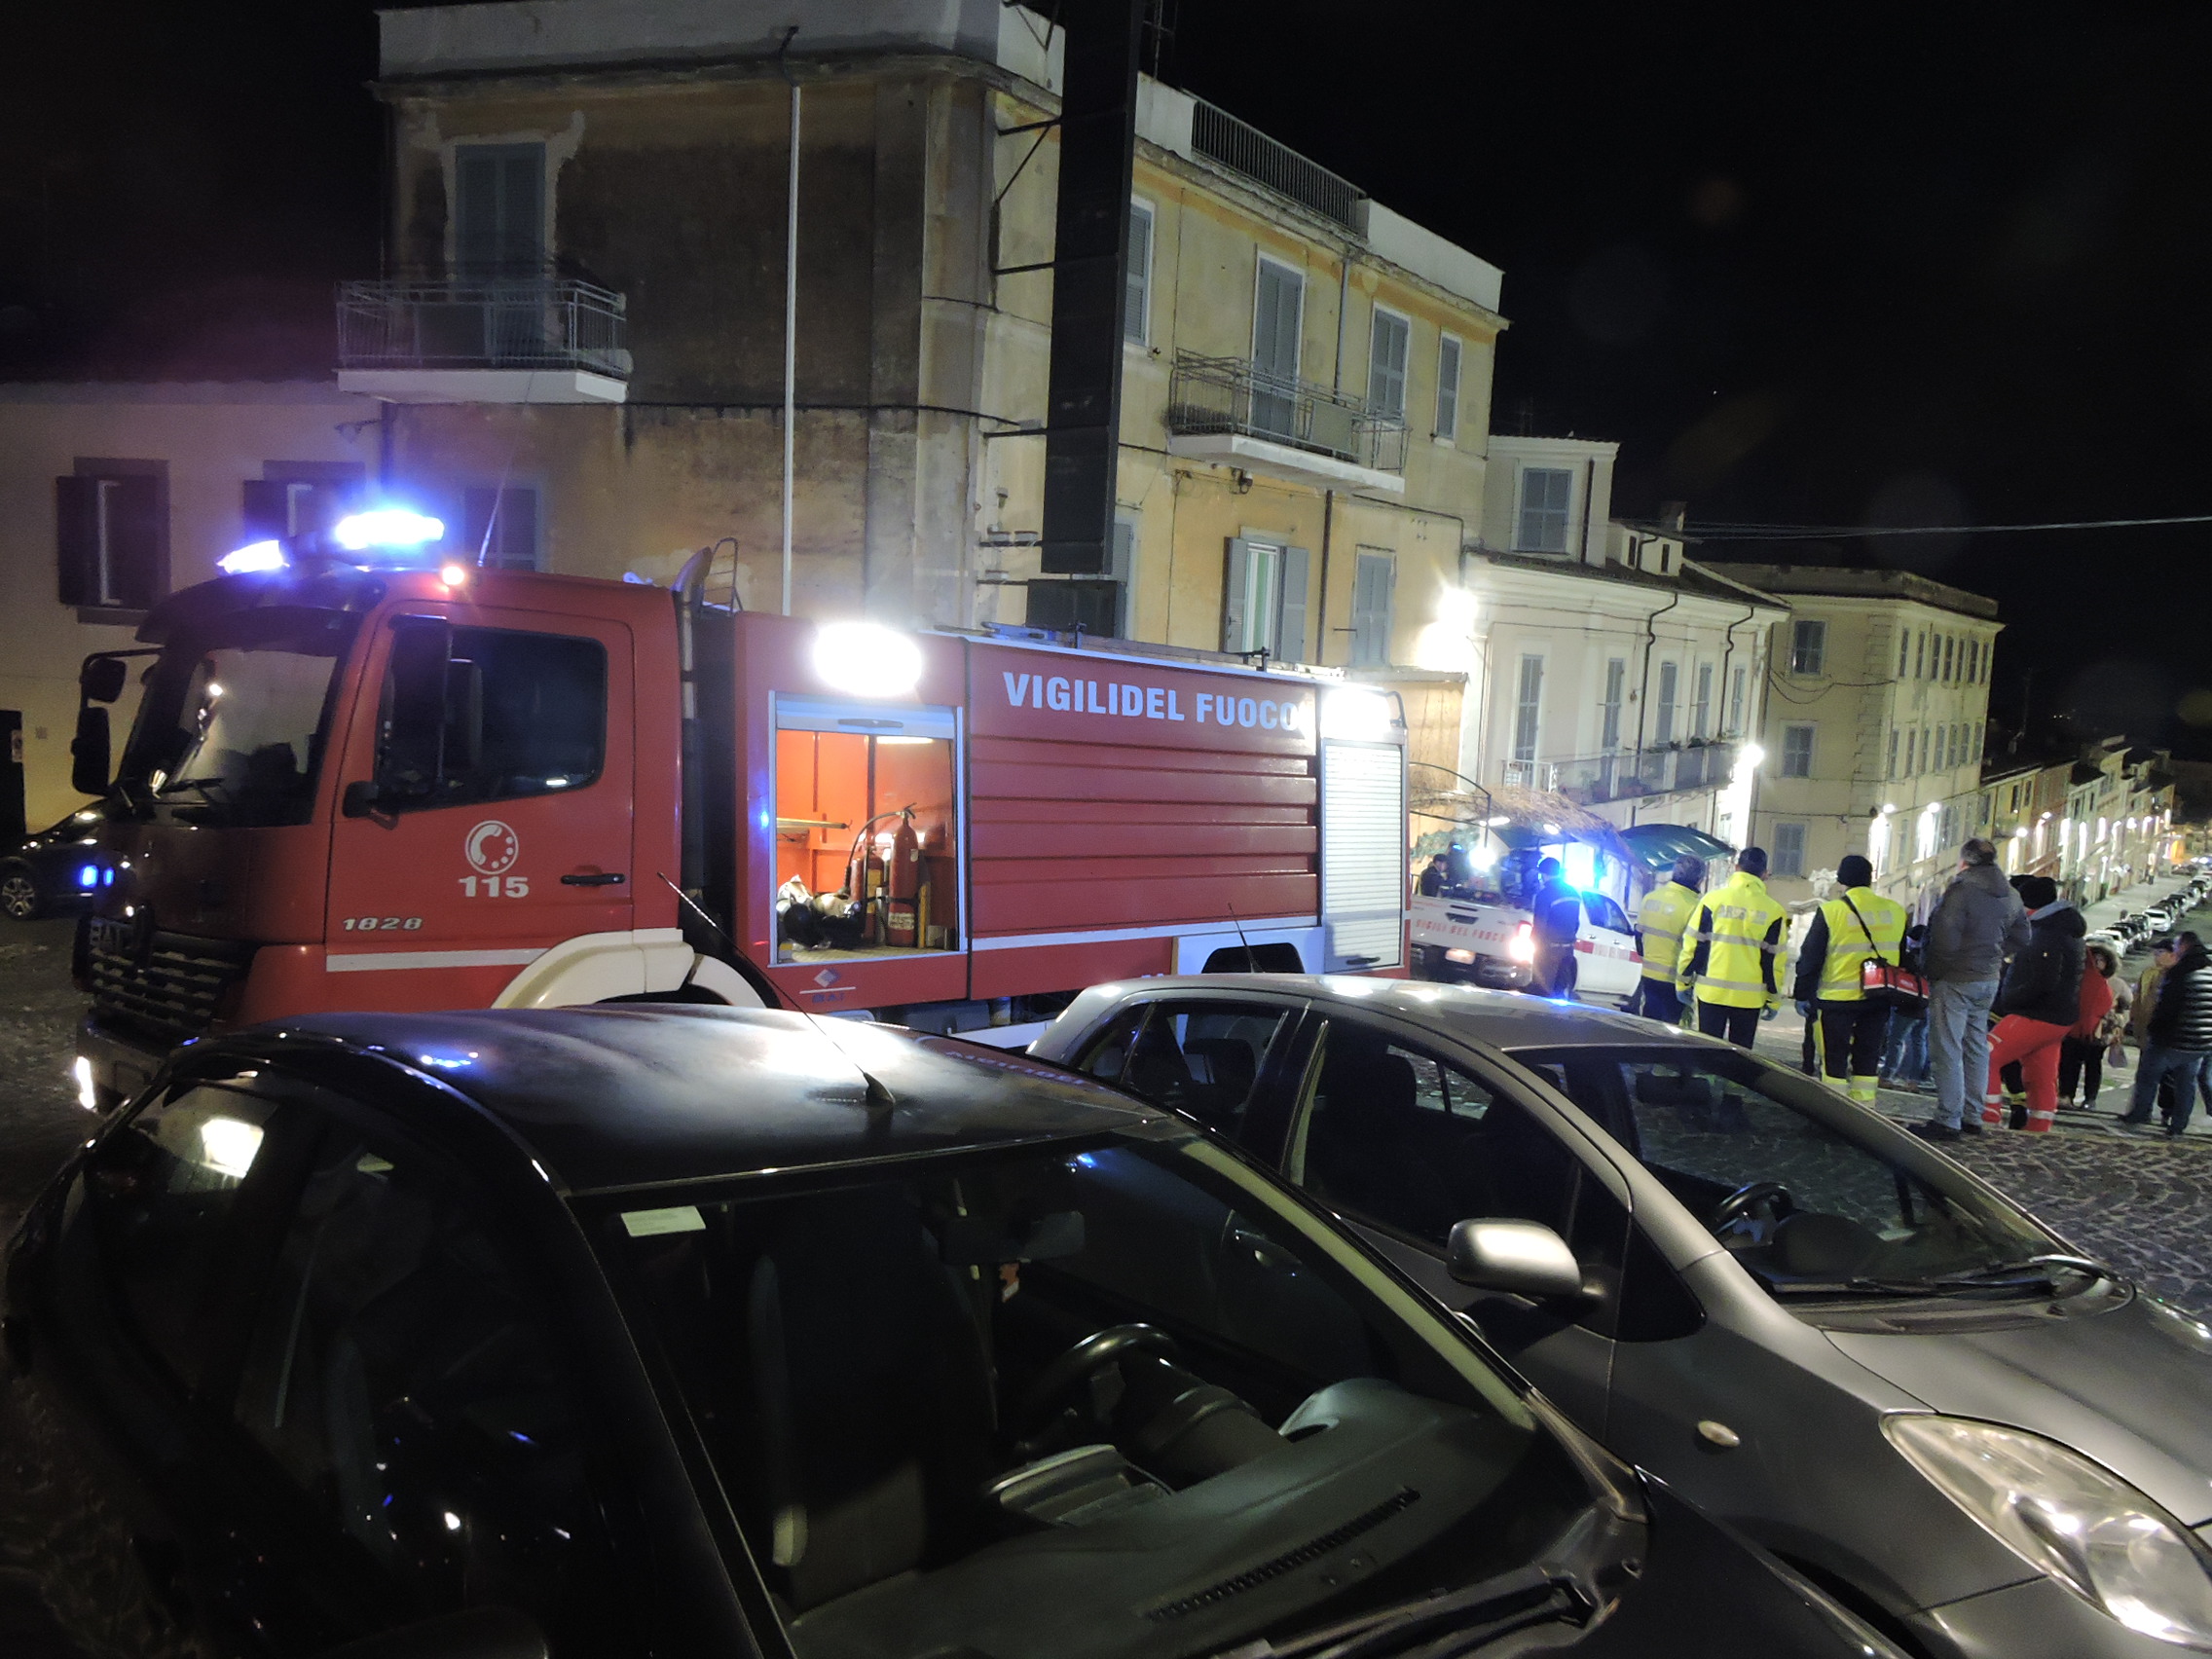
[{"left": 4, "top": 1, "right": 2206, "bottom": 751}]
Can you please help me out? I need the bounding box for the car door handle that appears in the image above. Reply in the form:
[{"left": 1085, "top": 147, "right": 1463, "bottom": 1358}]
[{"left": 560, "top": 871, "right": 626, "bottom": 887}]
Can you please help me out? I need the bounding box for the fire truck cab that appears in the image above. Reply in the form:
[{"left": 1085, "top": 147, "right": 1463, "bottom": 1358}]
[{"left": 68, "top": 545, "right": 1408, "bottom": 1110}]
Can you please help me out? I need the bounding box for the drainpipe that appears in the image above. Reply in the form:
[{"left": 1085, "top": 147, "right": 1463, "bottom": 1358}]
[
  {"left": 1630, "top": 590, "right": 1681, "bottom": 827},
  {"left": 1318, "top": 250, "right": 1351, "bottom": 662},
  {"left": 1578, "top": 458, "right": 1596, "bottom": 565},
  {"left": 1716, "top": 600, "right": 1757, "bottom": 741},
  {"left": 778, "top": 28, "right": 801, "bottom": 616}
]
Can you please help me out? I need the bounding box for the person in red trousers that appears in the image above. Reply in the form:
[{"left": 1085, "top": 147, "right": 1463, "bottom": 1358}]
[{"left": 1981, "top": 874, "right": 2089, "bottom": 1132}]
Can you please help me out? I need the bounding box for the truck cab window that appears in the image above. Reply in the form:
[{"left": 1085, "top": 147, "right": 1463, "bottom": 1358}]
[
  {"left": 376, "top": 625, "right": 606, "bottom": 811},
  {"left": 773, "top": 698, "right": 959, "bottom": 962}
]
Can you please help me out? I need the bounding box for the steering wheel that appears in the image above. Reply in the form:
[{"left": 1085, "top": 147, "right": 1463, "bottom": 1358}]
[
  {"left": 1709, "top": 1181, "right": 1794, "bottom": 1235},
  {"left": 1014, "top": 1323, "right": 1180, "bottom": 1432}
]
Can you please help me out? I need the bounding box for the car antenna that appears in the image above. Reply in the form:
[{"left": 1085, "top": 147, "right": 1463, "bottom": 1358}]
[
  {"left": 658, "top": 869, "right": 896, "bottom": 1112},
  {"left": 1225, "top": 900, "right": 1256, "bottom": 973}
]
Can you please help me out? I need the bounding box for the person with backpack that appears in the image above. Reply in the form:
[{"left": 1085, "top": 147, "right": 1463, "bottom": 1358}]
[
  {"left": 1790, "top": 855, "right": 1910, "bottom": 1107},
  {"left": 1966, "top": 875, "right": 2089, "bottom": 1135}
]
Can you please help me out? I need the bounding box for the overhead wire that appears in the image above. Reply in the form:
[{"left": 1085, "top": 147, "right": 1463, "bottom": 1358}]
[{"left": 1641, "top": 511, "right": 2212, "bottom": 541}]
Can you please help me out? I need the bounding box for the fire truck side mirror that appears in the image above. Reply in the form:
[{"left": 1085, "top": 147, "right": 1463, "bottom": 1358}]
[
  {"left": 80, "top": 655, "right": 129, "bottom": 704},
  {"left": 380, "top": 617, "right": 455, "bottom": 802},
  {"left": 70, "top": 706, "right": 111, "bottom": 798}
]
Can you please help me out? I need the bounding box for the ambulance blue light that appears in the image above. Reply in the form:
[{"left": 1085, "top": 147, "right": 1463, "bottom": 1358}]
[
  {"left": 218, "top": 540, "right": 288, "bottom": 574},
  {"left": 78, "top": 865, "right": 98, "bottom": 890}
]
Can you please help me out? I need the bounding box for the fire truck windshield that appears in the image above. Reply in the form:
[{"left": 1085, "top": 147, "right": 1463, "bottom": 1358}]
[{"left": 118, "top": 608, "right": 359, "bottom": 828}]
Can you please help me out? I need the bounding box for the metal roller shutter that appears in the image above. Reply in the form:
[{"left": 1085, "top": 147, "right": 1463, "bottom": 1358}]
[{"left": 1320, "top": 740, "right": 1405, "bottom": 971}]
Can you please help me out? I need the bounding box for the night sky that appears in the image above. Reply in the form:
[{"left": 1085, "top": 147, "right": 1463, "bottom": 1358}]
[{"left": 6, "top": 3, "right": 2207, "bottom": 748}]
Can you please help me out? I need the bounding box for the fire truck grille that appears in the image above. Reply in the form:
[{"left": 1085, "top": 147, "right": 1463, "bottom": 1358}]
[{"left": 86, "top": 919, "right": 256, "bottom": 1039}]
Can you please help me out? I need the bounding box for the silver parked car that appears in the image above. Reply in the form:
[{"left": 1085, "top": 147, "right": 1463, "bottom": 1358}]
[{"left": 1034, "top": 976, "right": 2212, "bottom": 1659}]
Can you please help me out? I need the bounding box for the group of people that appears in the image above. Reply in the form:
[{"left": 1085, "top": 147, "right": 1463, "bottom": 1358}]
[{"left": 1619, "top": 838, "right": 2212, "bottom": 1140}]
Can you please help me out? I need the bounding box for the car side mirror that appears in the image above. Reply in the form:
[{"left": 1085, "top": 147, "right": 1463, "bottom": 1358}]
[
  {"left": 313, "top": 1606, "right": 548, "bottom": 1659},
  {"left": 70, "top": 705, "right": 110, "bottom": 797},
  {"left": 1447, "top": 1218, "right": 1587, "bottom": 1300}
]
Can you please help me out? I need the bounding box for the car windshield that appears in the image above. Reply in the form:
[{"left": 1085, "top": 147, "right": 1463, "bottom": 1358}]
[
  {"left": 118, "top": 608, "right": 358, "bottom": 828},
  {"left": 606, "top": 1128, "right": 1598, "bottom": 1659},
  {"left": 1507, "top": 1044, "right": 2056, "bottom": 1295}
]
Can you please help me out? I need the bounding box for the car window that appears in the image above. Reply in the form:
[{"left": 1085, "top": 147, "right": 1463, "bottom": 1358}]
[
  {"left": 1075, "top": 1000, "right": 1291, "bottom": 1139},
  {"left": 229, "top": 1118, "right": 628, "bottom": 1652},
  {"left": 607, "top": 1133, "right": 1582, "bottom": 1658},
  {"left": 1288, "top": 1022, "right": 1585, "bottom": 1249},
  {"left": 1512, "top": 1044, "right": 2053, "bottom": 1292},
  {"left": 1581, "top": 894, "right": 1632, "bottom": 935},
  {"left": 80, "top": 1082, "right": 284, "bottom": 1390}
]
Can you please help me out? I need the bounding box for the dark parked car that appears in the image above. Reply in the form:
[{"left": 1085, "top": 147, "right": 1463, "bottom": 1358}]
[
  {"left": 0, "top": 808, "right": 108, "bottom": 919},
  {"left": 1035, "top": 977, "right": 2212, "bottom": 1659},
  {"left": 0, "top": 1006, "right": 1900, "bottom": 1659}
]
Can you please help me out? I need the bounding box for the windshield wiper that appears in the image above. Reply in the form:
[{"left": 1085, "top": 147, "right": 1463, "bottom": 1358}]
[
  {"left": 1768, "top": 1253, "right": 2119, "bottom": 1299},
  {"left": 1214, "top": 1567, "right": 1583, "bottom": 1659}
]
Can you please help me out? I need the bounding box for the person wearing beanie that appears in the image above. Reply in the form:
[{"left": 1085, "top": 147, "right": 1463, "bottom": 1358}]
[
  {"left": 1677, "top": 846, "right": 1789, "bottom": 1048},
  {"left": 1790, "top": 853, "right": 1911, "bottom": 1107},
  {"left": 1916, "top": 837, "right": 2032, "bottom": 1140},
  {"left": 1964, "top": 873, "right": 2086, "bottom": 1135}
]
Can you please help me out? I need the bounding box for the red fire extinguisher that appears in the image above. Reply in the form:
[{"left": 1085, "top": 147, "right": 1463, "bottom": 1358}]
[{"left": 885, "top": 809, "right": 921, "bottom": 947}]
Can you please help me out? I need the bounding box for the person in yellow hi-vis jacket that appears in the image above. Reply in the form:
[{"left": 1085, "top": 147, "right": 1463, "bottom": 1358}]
[
  {"left": 1633, "top": 855, "right": 1706, "bottom": 1024},
  {"left": 1677, "top": 846, "right": 1789, "bottom": 1048},
  {"left": 1788, "top": 854, "right": 1909, "bottom": 1104}
]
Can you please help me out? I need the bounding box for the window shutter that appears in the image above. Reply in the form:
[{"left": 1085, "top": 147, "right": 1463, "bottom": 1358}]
[
  {"left": 1124, "top": 204, "right": 1151, "bottom": 344},
  {"left": 108, "top": 475, "right": 162, "bottom": 608},
  {"left": 55, "top": 477, "right": 98, "bottom": 607},
  {"left": 1274, "top": 545, "right": 1309, "bottom": 661},
  {"left": 241, "top": 479, "right": 291, "bottom": 542},
  {"left": 1351, "top": 552, "right": 1393, "bottom": 666},
  {"left": 1222, "top": 538, "right": 1251, "bottom": 652}
]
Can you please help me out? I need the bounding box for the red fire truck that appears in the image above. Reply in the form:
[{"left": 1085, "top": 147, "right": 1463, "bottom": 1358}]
[{"left": 67, "top": 539, "right": 1409, "bottom": 1109}]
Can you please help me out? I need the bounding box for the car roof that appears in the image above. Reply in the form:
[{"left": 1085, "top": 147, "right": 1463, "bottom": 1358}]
[
  {"left": 228, "top": 1006, "right": 1160, "bottom": 1197},
  {"left": 1088, "top": 974, "right": 1715, "bottom": 1051}
]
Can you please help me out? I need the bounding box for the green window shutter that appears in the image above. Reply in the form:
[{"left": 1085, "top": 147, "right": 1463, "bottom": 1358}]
[
  {"left": 1222, "top": 537, "right": 1252, "bottom": 652},
  {"left": 1275, "top": 545, "right": 1309, "bottom": 661},
  {"left": 55, "top": 477, "right": 98, "bottom": 607}
]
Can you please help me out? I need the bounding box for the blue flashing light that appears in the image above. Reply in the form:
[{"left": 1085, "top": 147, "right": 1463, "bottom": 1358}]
[
  {"left": 102, "top": 867, "right": 115, "bottom": 887},
  {"left": 334, "top": 509, "right": 445, "bottom": 553},
  {"left": 218, "top": 540, "right": 288, "bottom": 575},
  {"left": 77, "top": 865, "right": 98, "bottom": 890}
]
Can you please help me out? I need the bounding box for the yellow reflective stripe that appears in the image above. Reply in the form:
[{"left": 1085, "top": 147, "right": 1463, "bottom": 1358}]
[{"left": 1696, "top": 975, "right": 1771, "bottom": 993}]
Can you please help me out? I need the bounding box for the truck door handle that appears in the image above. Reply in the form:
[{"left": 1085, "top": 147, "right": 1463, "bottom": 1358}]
[{"left": 561, "top": 871, "right": 626, "bottom": 887}]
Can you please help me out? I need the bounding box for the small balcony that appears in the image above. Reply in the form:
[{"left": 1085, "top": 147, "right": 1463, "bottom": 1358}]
[
  {"left": 1164, "top": 351, "right": 1407, "bottom": 495},
  {"left": 1509, "top": 742, "right": 1740, "bottom": 806},
  {"left": 336, "top": 277, "right": 631, "bottom": 404}
]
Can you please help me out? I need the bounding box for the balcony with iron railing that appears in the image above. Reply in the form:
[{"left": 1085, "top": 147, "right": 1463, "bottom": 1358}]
[
  {"left": 1506, "top": 742, "right": 1741, "bottom": 805},
  {"left": 335, "top": 276, "right": 631, "bottom": 404},
  {"left": 1164, "top": 350, "right": 1407, "bottom": 494}
]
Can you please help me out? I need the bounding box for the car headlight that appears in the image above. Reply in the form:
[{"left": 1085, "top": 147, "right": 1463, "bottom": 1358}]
[{"left": 1885, "top": 1415, "right": 2212, "bottom": 1649}]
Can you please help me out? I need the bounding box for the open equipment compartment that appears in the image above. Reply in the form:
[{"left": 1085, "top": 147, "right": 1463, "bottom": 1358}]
[{"left": 770, "top": 692, "right": 961, "bottom": 965}]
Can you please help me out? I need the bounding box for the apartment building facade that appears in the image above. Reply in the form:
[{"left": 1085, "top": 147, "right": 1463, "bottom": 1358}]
[
  {"left": 1717, "top": 564, "right": 2001, "bottom": 913},
  {"left": 1392, "top": 440, "right": 1788, "bottom": 900},
  {"left": 0, "top": 381, "right": 380, "bottom": 830},
  {"left": 2055, "top": 740, "right": 2176, "bottom": 903},
  {"left": 344, "top": 0, "right": 1503, "bottom": 713}
]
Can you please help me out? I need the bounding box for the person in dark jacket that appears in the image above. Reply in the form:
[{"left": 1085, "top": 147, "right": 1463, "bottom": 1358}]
[
  {"left": 1919, "top": 840, "right": 2033, "bottom": 1136},
  {"left": 1966, "top": 875, "right": 2084, "bottom": 1135},
  {"left": 1527, "top": 856, "right": 1583, "bottom": 999},
  {"left": 2120, "top": 930, "right": 2212, "bottom": 1137}
]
